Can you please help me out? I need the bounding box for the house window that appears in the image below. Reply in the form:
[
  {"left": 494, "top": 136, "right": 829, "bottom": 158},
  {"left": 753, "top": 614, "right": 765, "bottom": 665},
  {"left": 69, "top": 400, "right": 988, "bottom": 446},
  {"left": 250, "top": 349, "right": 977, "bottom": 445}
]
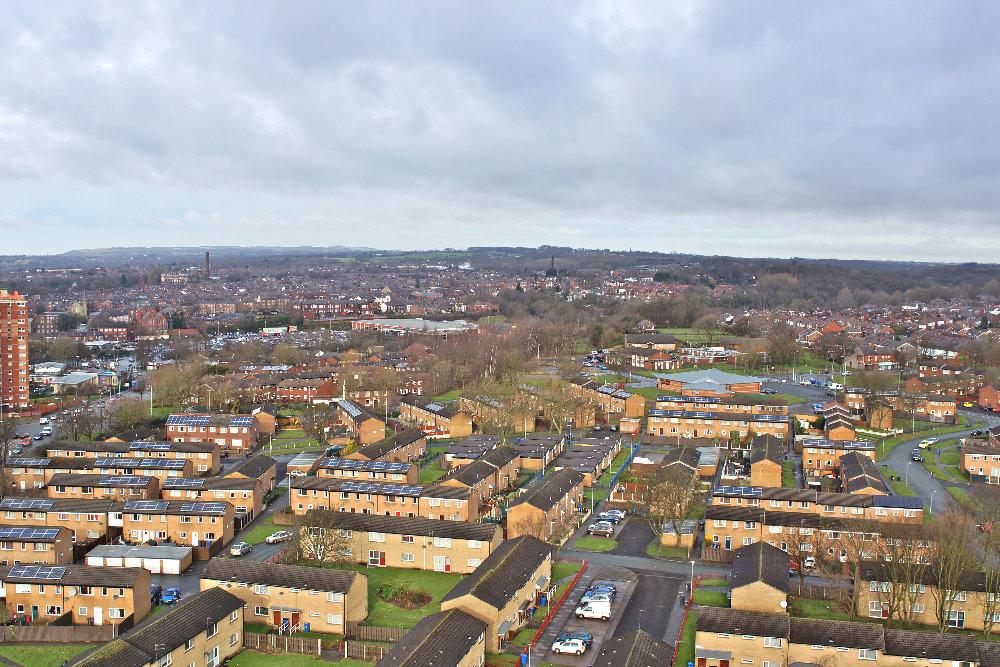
[
  {"left": 401, "top": 553, "right": 415, "bottom": 562},
  {"left": 859, "top": 649, "right": 877, "bottom": 660},
  {"left": 229, "top": 633, "right": 239, "bottom": 646},
  {"left": 254, "top": 584, "right": 268, "bottom": 594},
  {"left": 327, "top": 613, "right": 343, "bottom": 625},
  {"left": 763, "top": 637, "right": 782, "bottom": 648},
  {"left": 230, "top": 610, "right": 239, "bottom": 622},
  {"left": 402, "top": 535, "right": 414, "bottom": 543},
  {"left": 254, "top": 607, "right": 267, "bottom": 617},
  {"left": 207, "top": 621, "right": 218, "bottom": 638}
]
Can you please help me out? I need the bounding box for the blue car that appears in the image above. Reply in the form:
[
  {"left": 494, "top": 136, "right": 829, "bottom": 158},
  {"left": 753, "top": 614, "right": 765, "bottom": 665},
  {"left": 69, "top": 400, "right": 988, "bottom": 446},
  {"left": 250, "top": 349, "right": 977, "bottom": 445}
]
[
  {"left": 161, "top": 587, "right": 183, "bottom": 604},
  {"left": 811, "top": 403, "right": 824, "bottom": 412}
]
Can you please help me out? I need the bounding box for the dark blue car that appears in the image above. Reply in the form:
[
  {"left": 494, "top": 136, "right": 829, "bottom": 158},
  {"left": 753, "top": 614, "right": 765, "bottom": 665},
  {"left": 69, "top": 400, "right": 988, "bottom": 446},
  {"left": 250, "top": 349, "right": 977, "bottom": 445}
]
[
  {"left": 161, "top": 587, "right": 182, "bottom": 604},
  {"left": 557, "top": 630, "right": 594, "bottom": 646}
]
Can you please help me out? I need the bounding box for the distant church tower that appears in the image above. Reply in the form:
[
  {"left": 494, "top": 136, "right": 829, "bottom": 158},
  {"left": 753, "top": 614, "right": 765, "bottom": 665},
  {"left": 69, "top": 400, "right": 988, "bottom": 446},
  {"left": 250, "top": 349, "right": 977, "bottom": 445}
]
[{"left": 545, "top": 255, "right": 557, "bottom": 277}]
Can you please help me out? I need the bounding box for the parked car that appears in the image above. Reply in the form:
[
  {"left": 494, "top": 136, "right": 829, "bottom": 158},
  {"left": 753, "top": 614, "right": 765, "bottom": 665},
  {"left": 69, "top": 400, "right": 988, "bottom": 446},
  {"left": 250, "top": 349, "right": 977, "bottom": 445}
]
[
  {"left": 288, "top": 470, "right": 307, "bottom": 477},
  {"left": 971, "top": 430, "right": 984, "bottom": 437},
  {"left": 230, "top": 541, "right": 252, "bottom": 556},
  {"left": 150, "top": 584, "right": 163, "bottom": 603},
  {"left": 161, "top": 587, "right": 182, "bottom": 604},
  {"left": 811, "top": 403, "right": 824, "bottom": 413},
  {"left": 556, "top": 631, "right": 593, "bottom": 647},
  {"left": 587, "top": 522, "right": 614, "bottom": 537},
  {"left": 911, "top": 451, "right": 924, "bottom": 462},
  {"left": 552, "top": 638, "right": 587, "bottom": 655},
  {"left": 760, "top": 388, "right": 776, "bottom": 395},
  {"left": 575, "top": 598, "right": 611, "bottom": 620},
  {"left": 596, "top": 512, "right": 622, "bottom": 524},
  {"left": 265, "top": 531, "right": 293, "bottom": 544},
  {"left": 603, "top": 509, "right": 626, "bottom": 521},
  {"left": 33, "top": 433, "right": 44, "bottom": 441}
]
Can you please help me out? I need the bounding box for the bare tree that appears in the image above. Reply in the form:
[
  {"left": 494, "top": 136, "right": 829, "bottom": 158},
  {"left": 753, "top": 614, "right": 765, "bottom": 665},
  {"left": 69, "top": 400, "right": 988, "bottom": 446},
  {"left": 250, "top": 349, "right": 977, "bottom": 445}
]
[
  {"left": 108, "top": 398, "right": 148, "bottom": 434},
  {"left": 968, "top": 487, "right": 1000, "bottom": 638},
  {"left": 782, "top": 519, "right": 830, "bottom": 594},
  {"left": 927, "top": 512, "right": 979, "bottom": 632},
  {"left": 638, "top": 463, "right": 703, "bottom": 556},
  {"left": 286, "top": 510, "right": 354, "bottom": 564},
  {"left": 0, "top": 417, "right": 18, "bottom": 500}
]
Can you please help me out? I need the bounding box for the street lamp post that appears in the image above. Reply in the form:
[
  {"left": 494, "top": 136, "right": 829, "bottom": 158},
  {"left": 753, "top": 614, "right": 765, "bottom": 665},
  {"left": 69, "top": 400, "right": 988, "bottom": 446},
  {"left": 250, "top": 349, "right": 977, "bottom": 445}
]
[
  {"left": 689, "top": 560, "right": 696, "bottom": 597},
  {"left": 930, "top": 490, "right": 937, "bottom": 514}
]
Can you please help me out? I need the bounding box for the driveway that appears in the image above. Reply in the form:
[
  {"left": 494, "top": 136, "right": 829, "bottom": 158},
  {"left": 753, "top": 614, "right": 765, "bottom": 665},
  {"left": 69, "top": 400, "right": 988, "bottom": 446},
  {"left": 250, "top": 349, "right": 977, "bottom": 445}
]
[{"left": 609, "top": 519, "right": 655, "bottom": 558}]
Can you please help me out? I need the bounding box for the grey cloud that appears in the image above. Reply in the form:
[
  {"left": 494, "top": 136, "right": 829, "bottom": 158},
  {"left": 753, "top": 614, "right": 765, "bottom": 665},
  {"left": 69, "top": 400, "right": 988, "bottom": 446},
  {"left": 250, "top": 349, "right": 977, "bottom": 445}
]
[{"left": 1, "top": 1, "right": 999, "bottom": 259}]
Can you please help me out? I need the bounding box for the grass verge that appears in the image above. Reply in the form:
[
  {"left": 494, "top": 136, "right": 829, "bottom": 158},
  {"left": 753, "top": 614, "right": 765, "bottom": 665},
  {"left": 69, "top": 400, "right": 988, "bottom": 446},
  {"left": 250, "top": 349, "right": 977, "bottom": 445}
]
[
  {"left": 674, "top": 609, "right": 696, "bottom": 667},
  {"left": 789, "top": 597, "right": 851, "bottom": 621},
  {"left": 0, "top": 645, "right": 91, "bottom": 667},
  {"left": 573, "top": 536, "right": 617, "bottom": 552},
  {"left": 693, "top": 589, "right": 729, "bottom": 607}
]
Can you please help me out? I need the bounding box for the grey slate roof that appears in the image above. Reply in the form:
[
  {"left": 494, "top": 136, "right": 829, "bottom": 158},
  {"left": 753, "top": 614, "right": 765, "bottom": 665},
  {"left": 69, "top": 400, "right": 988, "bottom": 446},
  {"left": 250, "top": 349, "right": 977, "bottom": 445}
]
[
  {"left": 508, "top": 468, "right": 583, "bottom": 511},
  {"left": 300, "top": 509, "right": 501, "bottom": 542},
  {"left": 441, "top": 536, "right": 551, "bottom": 609},
  {"left": 593, "top": 629, "right": 673, "bottom": 667},
  {"left": 66, "top": 588, "right": 245, "bottom": 667},
  {"left": 202, "top": 557, "right": 360, "bottom": 593},
  {"left": 730, "top": 542, "right": 789, "bottom": 594},
  {"left": 789, "top": 617, "right": 884, "bottom": 650},
  {"left": 695, "top": 606, "right": 790, "bottom": 638},
  {"left": 375, "top": 609, "right": 487, "bottom": 667},
  {"left": 0, "top": 564, "right": 145, "bottom": 587},
  {"left": 225, "top": 454, "right": 276, "bottom": 480}
]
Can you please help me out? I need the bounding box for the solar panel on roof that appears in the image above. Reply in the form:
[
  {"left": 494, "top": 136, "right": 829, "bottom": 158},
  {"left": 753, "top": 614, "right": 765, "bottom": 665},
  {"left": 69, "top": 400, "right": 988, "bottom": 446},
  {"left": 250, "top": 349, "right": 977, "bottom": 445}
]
[
  {"left": 0, "top": 498, "right": 54, "bottom": 510},
  {"left": 8, "top": 565, "right": 65, "bottom": 580},
  {"left": 180, "top": 502, "right": 226, "bottom": 513},
  {"left": 99, "top": 476, "right": 149, "bottom": 486},
  {"left": 123, "top": 500, "right": 168, "bottom": 512},
  {"left": 339, "top": 401, "right": 362, "bottom": 418},
  {"left": 230, "top": 416, "right": 253, "bottom": 426},
  {"left": 164, "top": 478, "right": 205, "bottom": 488},
  {"left": 7, "top": 458, "right": 51, "bottom": 467},
  {"left": 425, "top": 402, "right": 444, "bottom": 412},
  {"left": 139, "top": 459, "right": 187, "bottom": 469},
  {"left": 132, "top": 441, "right": 171, "bottom": 451},
  {"left": 0, "top": 527, "right": 60, "bottom": 540}
]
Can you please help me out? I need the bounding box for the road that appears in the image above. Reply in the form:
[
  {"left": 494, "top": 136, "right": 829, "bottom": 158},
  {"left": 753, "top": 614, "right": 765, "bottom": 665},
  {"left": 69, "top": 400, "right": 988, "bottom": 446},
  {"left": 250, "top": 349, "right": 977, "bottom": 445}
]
[{"left": 882, "top": 408, "right": 1000, "bottom": 513}]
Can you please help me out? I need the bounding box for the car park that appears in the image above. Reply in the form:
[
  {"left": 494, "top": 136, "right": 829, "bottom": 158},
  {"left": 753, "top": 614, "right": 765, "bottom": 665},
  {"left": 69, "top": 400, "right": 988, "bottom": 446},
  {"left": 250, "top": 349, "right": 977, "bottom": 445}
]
[
  {"left": 552, "top": 638, "right": 587, "bottom": 655},
  {"left": 556, "top": 631, "right": 593, "bottom": 647},
  {"left": 265, "top": 530, "right": 293, "bottom": 544},
  {"left": 587, "top": 522, "right": 614, "bottom": 537},
  {"left": 161, "top": 587, "right": 182, "bottom": 604},
  {"left": 230, "top": 541, "right": 252, "bottom": 556}
]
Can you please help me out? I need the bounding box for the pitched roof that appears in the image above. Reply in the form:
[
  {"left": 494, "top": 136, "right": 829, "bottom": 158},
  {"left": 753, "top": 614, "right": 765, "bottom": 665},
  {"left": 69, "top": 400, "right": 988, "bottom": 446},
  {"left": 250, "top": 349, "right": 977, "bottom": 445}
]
[
  {"left": 508, "top": 468, "right": 583, "bottom": 511},
  {"left": 202, "top": 557, "right": 360, "bottom": 593},
  {"left": 730, "top": 542, "right": 789, "bottom": 595},
  {"left": 749, "top": 435, "right": 784, "bottom": 466},
  {"left": 66, "top": 588, "right": 245, "bottom": 667},
  {"left": 695, "top": 606, "right": 789, "bottom": 638},
  {"left": 375, "top": 609, "right": 487, "bottom": 667},
  {"left": 0, "top": 565, "right": 145, "bottom": 587},
  {"left": 355, "top": 427, "right": 425, "bottom": 460},
  {"left": 225, "top": 454, "right": 276, "bottom": 480},
  {"left": 884, "top": 629, "right": 978, "bottom": 662},
  {"left": 300, "top": 510, "right": 501, "bottom": 542},
  {"left": 789, "top": 617, "right": 884, "bottom": 650},
  {"left": 441, "top": 536, "right": 551, "bottom": 609},
  {"left": 593, "top": 629, "right": 673, "bottom": 667}
]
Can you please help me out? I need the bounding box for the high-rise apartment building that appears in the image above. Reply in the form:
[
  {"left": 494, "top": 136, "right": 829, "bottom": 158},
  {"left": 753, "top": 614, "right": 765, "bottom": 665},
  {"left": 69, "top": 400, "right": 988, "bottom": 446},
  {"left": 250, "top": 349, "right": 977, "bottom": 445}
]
[{"left": 0, "top": 290, "right": 29, "bottom": 410}]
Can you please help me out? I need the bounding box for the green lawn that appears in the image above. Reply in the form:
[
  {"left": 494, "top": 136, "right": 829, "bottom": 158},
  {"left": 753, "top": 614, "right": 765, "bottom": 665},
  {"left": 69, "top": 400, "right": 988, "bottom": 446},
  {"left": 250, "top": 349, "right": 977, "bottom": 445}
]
[
  {"left": 647, "top": 542, "right": 692, "bottom": 560},
  {"left": 430, "top": 389, "right": 462, "bottom": 402},
  {"left": 870, "top": 417, "right": 971, "bottom": 460},
  {"left": 789, "top": 597, "right": 851, "bottom": 621},
  {"left": 0, "top": 644, "right": 92, "bottom": 667},
  {"left": 887, "top": 478, "right": 916, "bottom": 496},
  {"left": 947, "top": 486, "right": 973, "bottom": 509},
  {"left": 697, "top": 578, "right": 729, "bottom": 588},
  {"left": 782, "top": 460, "right": 796, "bottom": 487},
  {"left": 552, "top": 561, "right": 584, "bottom": 582},
  {"left": 596, "top": 448, "right": 634, "bottom": 486},
  {"left": 418, "top": 465, "right": 448, "bottom": 484},
  {"left": 267, "top": 428, "right": 324, "bottom": 454},
  {"left": 242, "top": 516, "right": 279, "bottom": 545},
  {"left": 513, "top": 626, "right": 536, "bottom": 645},
  {"left": 315, "top": 563, "right": 463, "bottom": 628},
  {"left": 230, "top": 650, "right": 371, "bottom": 666},
  {"left": 693, "top": 589, "right": 729, "bottom": 607},
  {"left": 939, "top": 448, "right": 961, "bottom": 465},
  {"left": 924, "top": 460, "right": 967, "bottom": 483},
  {"left": 674, "top": 609, "right": 696, "bottom": 667},
  {"left": 573, "top": 536, "right": 617, "bottom": 552}
]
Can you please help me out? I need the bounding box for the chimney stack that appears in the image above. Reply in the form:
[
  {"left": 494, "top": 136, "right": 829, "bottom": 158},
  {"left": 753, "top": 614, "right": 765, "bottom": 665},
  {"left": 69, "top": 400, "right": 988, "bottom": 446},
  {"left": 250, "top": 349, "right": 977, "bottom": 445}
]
[{"left": 205, "top": 251, "right": 211, "bottom": 279}]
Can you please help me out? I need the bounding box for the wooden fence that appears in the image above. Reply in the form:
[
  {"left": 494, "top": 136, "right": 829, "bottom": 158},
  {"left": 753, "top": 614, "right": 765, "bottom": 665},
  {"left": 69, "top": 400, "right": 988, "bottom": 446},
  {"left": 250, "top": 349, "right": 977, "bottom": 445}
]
[
  {"left": 342, "top": 641, "right": 395, "bottom": 661},
  {"left": 243, "top": 632, "right": 322, "bottom": 656},
  {"left": 344, "top": 623, "right": 408, "bottom": 642}
]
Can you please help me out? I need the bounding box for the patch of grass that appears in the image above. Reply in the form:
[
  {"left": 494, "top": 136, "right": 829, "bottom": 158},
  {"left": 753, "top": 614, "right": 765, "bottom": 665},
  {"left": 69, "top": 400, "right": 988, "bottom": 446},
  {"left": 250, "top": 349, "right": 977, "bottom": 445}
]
[
  {"left": 418, "top": 465, "right": 448, "bottom": 484},
  {"left": 513, "top": 626, "right": 536, "bottom": 645},
  {"left": 431, "top": 389, "right": 462, "bottom": 401},
  {"left": 552, "top": 561, "right": 584, "bottom": 582},
  {"left": 939, "top": 448, "right": 961, "bottom": 465},
  {"left": 244, "top": 624, "right": 343, "bottom": 644},
  {"left": 647, "top": 541, "right": 692, "bottom": 560},
  {"left": 789, "top": 597, "right": 851, "bottom": 621},
  {"left": 584, "top": 486, "right": 610, "bottom": 506},
  {"left": 242, "top": 516, "right": 278, "bottom": 545},
  {"left": 0, "top": 644, "right": 91, "bottom": 667},
  {"left": 487, "top": 653, "right": 560, "bottom": 667},
  {"left": 870, "top": 418, "right": 971, "bottom": 461},
  {"left": 697, "top": 577, "right": 729, "bottom": 588},
  {"left": 596, "top": 448, "right": 634, "bottom": 486},
  {"left": 573, "top": 536, "right": 617, "bottom": 552},
  {"left": 674, "top": 609, "right": 696, "bottom": 667},
  {"left": 311, "top": 563, "right": 462, "bottom": 628},
  {"left": 693, "top": 589, "right": 729, "bottom": 607},
  {"left": 782, "top": 460, "right": 796, "bottom": 487},
  {"left": 887, "top": 478, "right": 916, "bottom": 496},
  {"left": 230, "top": 651, "right": 371, "bottom": 666},
  {"left": 947, "top": 486, "right": 973, "bottom": 509}
]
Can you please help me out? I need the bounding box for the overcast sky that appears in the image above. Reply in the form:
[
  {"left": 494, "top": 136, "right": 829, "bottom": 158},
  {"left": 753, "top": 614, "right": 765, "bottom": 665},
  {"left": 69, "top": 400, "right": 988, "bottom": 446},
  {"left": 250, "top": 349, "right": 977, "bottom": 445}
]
[{"left": 2, "top": 1, "right": 999, "bottom": 261}]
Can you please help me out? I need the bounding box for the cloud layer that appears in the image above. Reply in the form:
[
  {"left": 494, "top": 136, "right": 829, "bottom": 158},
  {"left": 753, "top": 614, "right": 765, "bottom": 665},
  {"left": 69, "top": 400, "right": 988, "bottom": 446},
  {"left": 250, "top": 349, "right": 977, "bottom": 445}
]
[{"left": 2, "top": 1, "right": 999, "bottom": 260}]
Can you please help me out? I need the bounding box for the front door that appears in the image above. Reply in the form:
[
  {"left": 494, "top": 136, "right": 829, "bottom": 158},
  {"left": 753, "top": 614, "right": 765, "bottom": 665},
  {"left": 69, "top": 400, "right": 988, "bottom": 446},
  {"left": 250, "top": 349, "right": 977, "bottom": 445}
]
[
  {"left": 94, "top": 607, "right": 103, "bottom": 626},
  {"left": 291, "top": 612, "right": 300, "bottom": 629},
  {"left": 369, "top": 550, "right": 385, "bottom": 566},
  {"left": 273, "top": 610, "right": 282, "bottom": 627},
  {"left": 30, "top": 606, "right": 38, "bottom": 621},
  {"left": 192, "top": 532, "right": 199, "bottom": 546},
  {"left": 433, "top": 555, "right": 448, "bottom": 572},
  {"left": 724, "top": 537, "right": 731, "bottom": 550}
]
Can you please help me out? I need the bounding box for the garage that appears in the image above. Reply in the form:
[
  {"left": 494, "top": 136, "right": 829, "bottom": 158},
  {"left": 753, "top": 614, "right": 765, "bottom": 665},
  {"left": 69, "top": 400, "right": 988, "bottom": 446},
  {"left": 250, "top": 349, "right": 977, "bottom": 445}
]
[{"left": 85, "top": 544, "right": 194, "bottom": 574}]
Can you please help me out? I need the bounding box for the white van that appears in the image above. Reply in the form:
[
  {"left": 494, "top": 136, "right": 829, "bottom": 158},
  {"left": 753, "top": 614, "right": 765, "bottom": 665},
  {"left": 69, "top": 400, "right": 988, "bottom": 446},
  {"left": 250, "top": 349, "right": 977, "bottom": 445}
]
[
  {"left": 575, "top": 598, "right": 611, "bottom": 620},
  {"left": 38, "top": 417, "right": 49, "bottom": 425},
  {"left": 827, "top": 382, "right": 844, "bottom": 391}
]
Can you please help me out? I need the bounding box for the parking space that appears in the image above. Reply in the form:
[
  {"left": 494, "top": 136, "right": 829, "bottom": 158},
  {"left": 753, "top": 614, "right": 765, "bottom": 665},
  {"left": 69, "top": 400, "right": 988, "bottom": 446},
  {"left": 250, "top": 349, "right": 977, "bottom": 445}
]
[
  {"left": 539, "top": 566, "right": 636, "bottom": 666},
  {"left": 609, "top": 518, "right": 655, "bottom": 557}
]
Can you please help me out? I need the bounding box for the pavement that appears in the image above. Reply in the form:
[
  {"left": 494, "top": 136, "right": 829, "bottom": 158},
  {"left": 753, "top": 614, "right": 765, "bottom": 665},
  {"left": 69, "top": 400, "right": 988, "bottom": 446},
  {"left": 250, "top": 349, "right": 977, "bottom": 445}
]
[{"left": 881, "top": 408, "right": 1000, "bottom": 513}]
